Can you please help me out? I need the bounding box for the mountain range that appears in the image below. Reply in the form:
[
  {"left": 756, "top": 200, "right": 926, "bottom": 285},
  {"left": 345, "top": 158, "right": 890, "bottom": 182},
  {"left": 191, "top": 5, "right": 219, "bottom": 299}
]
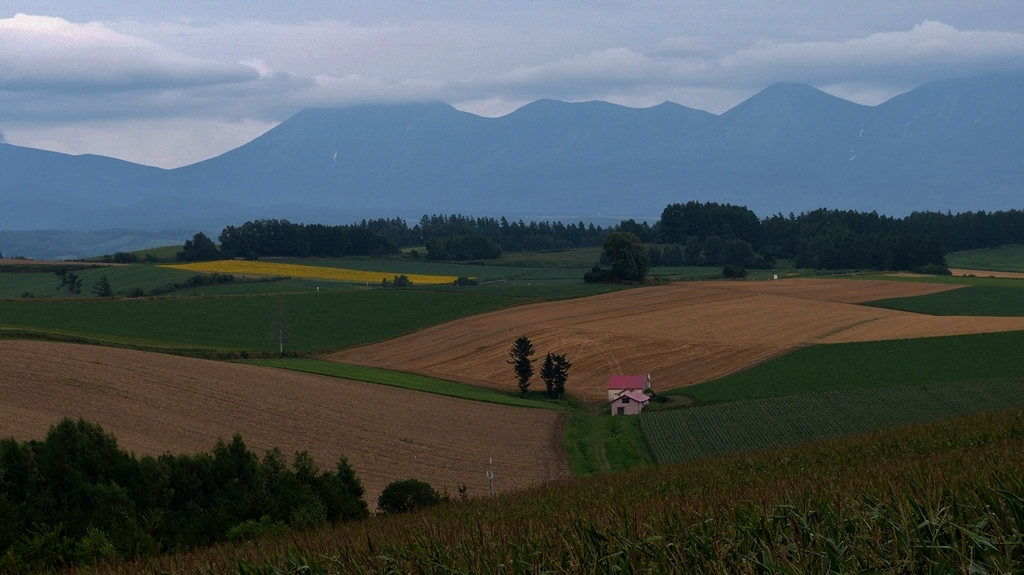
[{"left": 2, "top": 71, "right": 1022, "bottom": 239}]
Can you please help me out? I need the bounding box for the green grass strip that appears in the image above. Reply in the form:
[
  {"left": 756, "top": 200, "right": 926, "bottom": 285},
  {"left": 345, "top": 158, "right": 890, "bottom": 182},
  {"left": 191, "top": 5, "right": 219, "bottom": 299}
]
[
  {"left": 643, "top": 378, "right": 1024, "bottom": 465},
  {"left": 947, "top": 244, "right": 1024, "bottom": 273},
  {"left": 246, "top": 358, "right": 563, "bottom": 410},
  {"left": 865, "top": 285, "right": 1024, "bottom": 316},
  {"left": 678, "top": 329, "right": 1024, "bottom": 403}
]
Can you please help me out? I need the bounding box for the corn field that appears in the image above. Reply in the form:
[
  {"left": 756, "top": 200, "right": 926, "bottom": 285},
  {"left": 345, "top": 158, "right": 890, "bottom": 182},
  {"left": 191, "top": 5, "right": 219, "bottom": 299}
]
[
  {"left": 46, "top": 407, "right": 1024, "bottom": 575},
  {"left": 643, "top": 378, "right": 1024, "bottom": 464}
]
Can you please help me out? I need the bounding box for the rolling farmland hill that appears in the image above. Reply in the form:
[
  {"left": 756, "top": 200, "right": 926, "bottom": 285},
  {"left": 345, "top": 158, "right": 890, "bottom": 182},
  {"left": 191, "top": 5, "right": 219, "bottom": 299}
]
[
  {"left": 0, "top": 340, "right": 570, "bottom": 499},
  {"left": 642, "top": 378, "right": 1024, "bottom": 464},
  {"left": 328, "top": 278, "right": 1024, "bottom": 402}
]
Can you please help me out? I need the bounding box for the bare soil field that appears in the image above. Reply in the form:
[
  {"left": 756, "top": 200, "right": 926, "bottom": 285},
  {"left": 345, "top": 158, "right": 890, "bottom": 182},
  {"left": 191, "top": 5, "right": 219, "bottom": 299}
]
[
  {"left": 949, "top": 268, "right": 1024, "bottom": 279},
  {"left": 0, "top": 340, "right": 569, "bottom": 500},
  {"left": 329, "top": 278, "right": 1024, "bottom": 402}
]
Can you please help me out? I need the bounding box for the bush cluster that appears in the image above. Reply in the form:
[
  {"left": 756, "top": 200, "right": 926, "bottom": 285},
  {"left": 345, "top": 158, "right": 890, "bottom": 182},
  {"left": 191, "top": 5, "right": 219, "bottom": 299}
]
[
  {"left": 0, "top": 419, "right": 368, "bottom": 571},
  {"left": 121, "top": 273, "right": 236, "bottom": 298}
]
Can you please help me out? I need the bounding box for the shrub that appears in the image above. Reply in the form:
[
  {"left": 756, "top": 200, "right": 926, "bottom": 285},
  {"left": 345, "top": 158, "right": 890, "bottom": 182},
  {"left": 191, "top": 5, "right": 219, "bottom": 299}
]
[
  {"left": 646, "top": 245, "right": 663, "bottom": 267},
  {"left": 583, "top": 265, "right": 617, "bottom": 283},
  {"left": 914, "top": 263, "right": 952, "bottom": 276},
  {"left": 722, "top": 265, "right": 748, "bottom": 278},
  {"left": 226, "top": 516, "right": 287, "bottom": 542},
  {"left": 377, "top": 479, "right": 441, "bottom": 514},
  {"left": 663, "top": 244, "right": 685, "bottom": 266},
  {"left": 289, "top": 499, "right": 327, "bottom": 530},
  {"left": 112, "top": 251, "right": 138, "bottom": 264},
  {"left": 73, "top": 528, "right": 117, "bottom": 564},
  {"left": 454, "top": 276, "right": 478, "bottom": 286}
]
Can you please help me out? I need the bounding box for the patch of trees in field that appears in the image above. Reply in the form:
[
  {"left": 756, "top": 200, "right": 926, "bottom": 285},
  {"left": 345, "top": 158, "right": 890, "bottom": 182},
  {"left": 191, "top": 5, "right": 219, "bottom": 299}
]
[{"left": 0, "top": 419, "right": 368, "bottom": 571}]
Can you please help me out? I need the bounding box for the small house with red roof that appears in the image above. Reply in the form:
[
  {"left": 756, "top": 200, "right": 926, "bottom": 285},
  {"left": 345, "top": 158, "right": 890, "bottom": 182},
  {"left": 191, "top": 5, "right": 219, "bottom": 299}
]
[
  {"left": 607, "top": 373, "right": 651, "bottom": 402},
  {"left": 612, "top": 390, "right": 650, "bottom": 416}
]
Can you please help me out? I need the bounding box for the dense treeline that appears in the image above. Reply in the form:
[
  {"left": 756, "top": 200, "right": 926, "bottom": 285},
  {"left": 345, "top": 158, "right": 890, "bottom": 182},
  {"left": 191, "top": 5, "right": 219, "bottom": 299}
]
[
  {"left": 417, "top": 214, "right": 610, "bottom": 258},
  {"left": 200, "top": 204, "right": 1022, "bottom": 271},
  {"left": 0, "top": 419, "right": 367, "bottom": 571},
  {"left": 217, "top": 220, "right": 400, "bottom": 259},
  {"left": 635, "top": 203, "right": 949, "bottom": 272},
  {"left": 210, "top": 216, "right": 612, "bottom": 261}
]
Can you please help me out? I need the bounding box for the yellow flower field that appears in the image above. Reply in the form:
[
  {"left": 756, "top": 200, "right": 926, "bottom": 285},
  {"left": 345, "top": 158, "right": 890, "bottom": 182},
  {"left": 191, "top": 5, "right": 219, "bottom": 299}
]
[{"left": 162, "top": 260, "right": 459, "bottom": 285}]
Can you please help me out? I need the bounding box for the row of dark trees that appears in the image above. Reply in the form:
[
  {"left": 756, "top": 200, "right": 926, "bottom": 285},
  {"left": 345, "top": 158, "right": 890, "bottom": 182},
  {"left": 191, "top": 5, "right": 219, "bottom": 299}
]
[
  {"left": 180, "top": 204, "right": 1024, "bottom": 271},
  {"left": 177, "top": 216, "right": 614, "bottom": 262},
  {"left": 214, "top": 220, "right": 400, "bottom": 260},
  {"left": 0, "top": 419, "right": 368, "bottom": 570}
]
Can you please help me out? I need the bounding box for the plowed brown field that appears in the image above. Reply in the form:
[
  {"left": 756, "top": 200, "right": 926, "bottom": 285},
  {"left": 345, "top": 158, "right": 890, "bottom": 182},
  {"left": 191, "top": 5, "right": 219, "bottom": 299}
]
[
  {"left": 949, "top": 268, "right": 1024, "bottom": 279},
  {"left": 329, "top": 278, "right": 1024, "bottom": 402},
  {"left": 0, "top": 340, "right": 569, "bottom": 500}
]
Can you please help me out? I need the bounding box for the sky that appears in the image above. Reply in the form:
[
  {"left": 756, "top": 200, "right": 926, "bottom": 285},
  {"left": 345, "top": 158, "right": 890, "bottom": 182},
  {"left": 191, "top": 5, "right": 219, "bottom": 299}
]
[{"left": 1, "top": 1, "right": 1023, "bottom": 168}]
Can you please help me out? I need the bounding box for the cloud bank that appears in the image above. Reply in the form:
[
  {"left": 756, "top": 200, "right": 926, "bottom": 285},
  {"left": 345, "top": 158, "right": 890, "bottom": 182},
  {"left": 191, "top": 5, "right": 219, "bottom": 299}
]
[
  {"left": 0, "top": 14, "right": 258, "bottom": 93},
  {"left": 1, "top": 8, "right": 1023, "bottom": 166}
]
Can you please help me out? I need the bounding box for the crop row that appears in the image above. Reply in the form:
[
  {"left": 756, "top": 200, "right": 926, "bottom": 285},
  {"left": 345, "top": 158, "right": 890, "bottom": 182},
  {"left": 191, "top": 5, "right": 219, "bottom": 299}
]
[
  {"left": 643, "top": 378, "right": 1024, "bottom": 464},
  {"left": 65, "top": 407, "right": 1024, "bottom": 574},
  {"left": 164, "top": 260, "right": 459, "bottom": 285}
]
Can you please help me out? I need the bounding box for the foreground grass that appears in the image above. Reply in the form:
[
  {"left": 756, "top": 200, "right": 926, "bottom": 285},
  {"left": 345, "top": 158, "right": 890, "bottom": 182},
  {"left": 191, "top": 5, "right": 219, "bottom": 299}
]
[
  {"left": 679, "top": 329, "right": 1024, "bottom": 403},
  {"left": 248, "top": 359, "right": 561, "bottom": 410},
  {"left": 70, "top": 408, "right": 1024, "bottom": 574},
  {"left": 0, "top": 290, "right": 520, "bottom": 354},
  {"left": 866, "top": 284, "right": 1024, "bottom": 316},
  {"left": 947, "top": 243, "right": 1024, "bottom": 272},
  {"left": 644, "top": 378, "right": 1024, "bottom": 464}
]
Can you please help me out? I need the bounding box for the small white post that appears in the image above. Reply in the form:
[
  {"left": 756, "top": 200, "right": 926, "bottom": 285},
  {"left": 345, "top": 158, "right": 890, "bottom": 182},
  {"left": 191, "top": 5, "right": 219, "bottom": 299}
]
[{"left": 487, "top": 457, "right": 495, "bottom": 499}]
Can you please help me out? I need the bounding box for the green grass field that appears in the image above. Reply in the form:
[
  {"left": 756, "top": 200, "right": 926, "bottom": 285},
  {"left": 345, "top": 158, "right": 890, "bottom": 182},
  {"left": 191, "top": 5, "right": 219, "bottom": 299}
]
[
  {"left": 564, "top": 409, "right": 654, "bottom": 477},
  {"left": 866, "top": 285, "right": 1024, "bottom": 316},
  {"left": 0, "top": 290, "right": 520, "bottom": 353},
  {"left": 947, "top": 244, "right": 1024, "bottom": 272},
  {"left": 643, "top": 378, "right": 1024, "bottom": 465},
  {"left": 0, "top": 265, "right": 196, "bottom": 299},
  {"left": 677, "top": 329, "right": 1024, "bottom": 403},
  {"left": 246, "top": 358, "right": 561, "bottom": 410},
  {"left": 86, "top": 244, "right": 183, "bottom": 262}
]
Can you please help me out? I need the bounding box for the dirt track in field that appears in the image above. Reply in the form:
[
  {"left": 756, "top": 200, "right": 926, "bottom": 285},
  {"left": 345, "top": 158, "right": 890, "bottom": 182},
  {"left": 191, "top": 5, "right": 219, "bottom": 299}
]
[
  {"left": 329, "top": 278, "right": 1024, "bottom": 402},
  {"left": 0, "top": 340, "right": 570, "bottom": 501}
]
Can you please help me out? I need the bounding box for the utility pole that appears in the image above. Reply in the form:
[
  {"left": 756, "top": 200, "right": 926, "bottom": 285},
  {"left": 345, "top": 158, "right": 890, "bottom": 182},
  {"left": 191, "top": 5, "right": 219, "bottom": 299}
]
[{"left": 487, "top": 457, "right": 495, "bottom": 499}]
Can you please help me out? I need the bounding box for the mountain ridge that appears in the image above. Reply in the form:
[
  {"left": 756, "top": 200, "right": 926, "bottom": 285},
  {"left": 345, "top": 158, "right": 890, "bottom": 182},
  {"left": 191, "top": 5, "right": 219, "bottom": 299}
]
[{"left": 2, "top": 71, "right": 1022, "bottom": 232}]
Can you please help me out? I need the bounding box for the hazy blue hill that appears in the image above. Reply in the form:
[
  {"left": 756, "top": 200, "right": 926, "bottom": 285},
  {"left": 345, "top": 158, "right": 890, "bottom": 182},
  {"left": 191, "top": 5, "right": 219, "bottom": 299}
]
[
  {"left": 0, "top": 144, "right": 166, "bottom": 230},
  {"left": 166, "top": 99, "right": 719, "bottom": 217},
  {"left": 1, "top": 71, "right": 1021, "bottom": 238},
  {"left": 852, "top": 71, "right": 1024, "bottom": 210}
]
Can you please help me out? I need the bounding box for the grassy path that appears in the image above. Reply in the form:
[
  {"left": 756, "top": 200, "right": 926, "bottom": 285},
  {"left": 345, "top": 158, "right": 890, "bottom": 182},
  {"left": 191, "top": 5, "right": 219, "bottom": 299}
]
[{"left": 245, "top": 358, "right": 562, "bottom": 410}]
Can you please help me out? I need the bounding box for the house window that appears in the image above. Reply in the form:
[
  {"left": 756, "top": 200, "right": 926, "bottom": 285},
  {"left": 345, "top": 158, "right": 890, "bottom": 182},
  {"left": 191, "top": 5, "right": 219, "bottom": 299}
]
[
  {"left": 622, "top": 397, "right": 630, "bottom": 403},
  {"left": 617, "top": 407, "right": 625, "bottom": 415}
]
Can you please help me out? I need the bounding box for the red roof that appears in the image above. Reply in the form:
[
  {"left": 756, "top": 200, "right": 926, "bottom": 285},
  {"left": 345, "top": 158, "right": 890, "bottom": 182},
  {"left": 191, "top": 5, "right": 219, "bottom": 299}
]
[{"left": 607, "top": 374, "right": 649, "bottom": 390}]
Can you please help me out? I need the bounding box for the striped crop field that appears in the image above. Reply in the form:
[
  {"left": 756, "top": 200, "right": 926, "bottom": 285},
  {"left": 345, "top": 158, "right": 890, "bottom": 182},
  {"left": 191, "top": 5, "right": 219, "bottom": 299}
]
[
  {"left": 163, "top": 260, "right": 459, "bottom": 284},
  {"left": 642, "top": 378, "right": 1024, "bottom": 465}
]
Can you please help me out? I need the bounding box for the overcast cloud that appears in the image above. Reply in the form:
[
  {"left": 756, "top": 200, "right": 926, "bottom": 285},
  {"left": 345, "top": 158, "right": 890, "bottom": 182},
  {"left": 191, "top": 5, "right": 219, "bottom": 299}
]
[{"left": 0, "top": 2, "right": 1022, "bottom": 167}]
